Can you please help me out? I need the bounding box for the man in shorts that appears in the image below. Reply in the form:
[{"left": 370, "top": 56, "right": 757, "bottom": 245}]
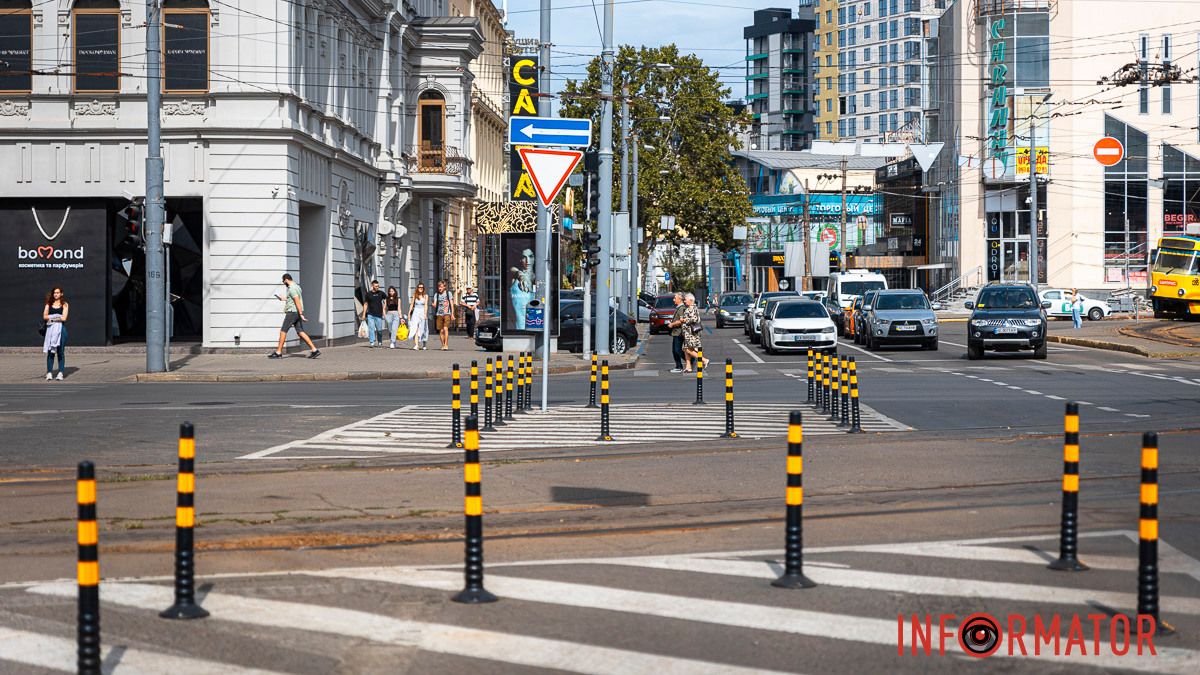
[
  {"left": 433, "top": 279, "right": 454, "bottom": 350},
  {"left": 270, "top": 273, "right": 320, "bottom": 359}
]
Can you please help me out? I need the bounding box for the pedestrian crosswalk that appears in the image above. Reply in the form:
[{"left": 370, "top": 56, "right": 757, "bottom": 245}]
[
  {"left": 239, "top": 401, "right": 909, "bottom": 460},
  {"left": 0, "top": 384, "right": 104, "bottom": 400},
  {"left": 4, "top": 531, "right": 1198, "bottom": 673}
]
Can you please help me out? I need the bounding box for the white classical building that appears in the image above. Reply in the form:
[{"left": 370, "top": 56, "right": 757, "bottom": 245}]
[{"left": 0, "top": 0, "right": 486, "bottom": 348}]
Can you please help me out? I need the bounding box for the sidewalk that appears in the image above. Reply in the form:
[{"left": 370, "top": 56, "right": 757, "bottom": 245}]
[
  {"left": 1047, "top": 318, "right": 1200, "bottom": 359},
  {"left": 0, "top": 334, "right": 640, "bottom": 384}
]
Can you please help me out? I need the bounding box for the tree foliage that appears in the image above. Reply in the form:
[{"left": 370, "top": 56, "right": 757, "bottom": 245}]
[{"left": 560, "top": 45, "right": 754, "bottom": 253}]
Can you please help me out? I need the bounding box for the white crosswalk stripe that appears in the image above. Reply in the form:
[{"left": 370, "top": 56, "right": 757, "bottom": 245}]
[
  {"left": 240, "top": 401, "right": 909, "bottom": 459},
  {"left": 0, "top": 384, "right": 104, "bottom": 398}
]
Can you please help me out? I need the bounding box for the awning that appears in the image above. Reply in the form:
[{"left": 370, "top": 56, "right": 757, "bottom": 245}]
[{"left": 907, "top": 263, "right": 953, "bottom": 270}]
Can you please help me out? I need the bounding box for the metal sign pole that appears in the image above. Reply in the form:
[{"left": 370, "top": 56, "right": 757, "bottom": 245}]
[{"left": 538, "top": 0, "right": 552, "bottom": 411}]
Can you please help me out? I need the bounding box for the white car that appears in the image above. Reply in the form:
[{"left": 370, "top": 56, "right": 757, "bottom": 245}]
[
  {"left": 762, "top": 300, "right": 838, "bottom": 354},
  {"left": 1039, "top": 289, "right": 1111, "bottom": 321}
]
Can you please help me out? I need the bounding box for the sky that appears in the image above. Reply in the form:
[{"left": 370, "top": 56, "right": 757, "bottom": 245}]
[{"left": 503, "top": 0, "right": 767, "bottom": 103}]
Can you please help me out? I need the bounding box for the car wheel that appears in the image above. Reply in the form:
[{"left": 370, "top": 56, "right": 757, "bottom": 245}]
[
  {"left": 867, "top": 334, "right": 877, "bottom": 350},
  {"left": 967, "top": 344, "right": 983, "bottom": 360},
  {"left": 926, "top": 338, "right": 938, "bottom": 351},
  {"left": 612, "top": 334, "right": 629, "bottom": 355},
  {"left": 762, "top": 338, "right": 773, "bottom": 355},
  {"left": 1087, "top": 307, "right": 1104, "bottom": 321},
  {"left": 1033, "top": 341, "right": 1048, "bottom": 359},
  {"left": 749, "top": 331, "right": 759, "bottom": 344}
]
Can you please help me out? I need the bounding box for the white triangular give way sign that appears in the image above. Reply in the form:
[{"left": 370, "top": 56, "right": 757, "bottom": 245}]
[{"left": 519, "top": 148, "right": 583, "bottom": 208}]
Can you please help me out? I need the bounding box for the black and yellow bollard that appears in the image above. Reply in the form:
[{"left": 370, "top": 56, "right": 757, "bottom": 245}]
[
  {"left": 77, "top": 461, "right": 101, "bottom": 674},
  {"left": 693, "top": 349, "right": 706, "bottom": 405},
  {"left": 451, "top": 415, "right": 498, "bottom": 604},
  {"left": 596, "top": 359, "right": 613, "bottom": 441},
  {"left": 839, "top": 356, "right": 850, "bottom": 427},
  {"left": 772, "top": 411, "right": 817, "bottom": 589},
  {"left": 492, "top": 357, "right": 507, "bottom": 428},
  {"left": 1137, "top": 432, "right": 1174, "bottom": 635},
  {"left": 504, "top": 355, "right": 515, "bottom": 421},
  {"left": 524, "top": 352, "right": 534, "bottom": 412},
  {"left": 587, "top": 353, "right": 599, "bottom": 408},
  {"left": 721, "top": 358, "right": 738, "bottom": 439},
  {"left": 848, "top": 357, "right": 863, "bottom": 433},
  {"left": 805, "top": 348, "right": 815, "bottom": 403},
  {"left": 1049, "top": 402, "right": 1088, "bottom": 572},
  {"left": 827, "top": 355, "right": 841, "bottom": 422},
  {"left": 514, "top": 352, "right": 525, "bottom": 414},
  {"left": 448, "top": 364, "right": 463, "bottom": 449},
  {"left": 820, "top": 353, "right": 831, "bottom": 413},
  {"left": 469, "top": 361, "right": 480, "bottom": 420},
  {"left": 482, "top": 358, "right": 496, "bottom": 432},
  {"left": 161, "top": 423, "right": 210, "bottom": 619}
]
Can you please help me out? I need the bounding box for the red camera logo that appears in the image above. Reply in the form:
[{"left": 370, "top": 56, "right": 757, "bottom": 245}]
[{"left": 899, "top": 612, "right": 1158, "bottom": 658}]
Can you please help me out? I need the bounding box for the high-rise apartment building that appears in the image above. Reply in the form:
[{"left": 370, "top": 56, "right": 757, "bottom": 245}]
[
  {"left": 744, "top": 7, "right": 818, "bottom": 151},
  {"left": 813, "top": 0, "right": 840, "bottom": 139}
]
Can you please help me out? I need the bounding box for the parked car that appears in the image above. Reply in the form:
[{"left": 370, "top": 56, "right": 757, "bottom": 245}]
[
  {"left": 648, "top": 294, "right": 678, "bottom": 334},
  {"left": 559, "top": 300, "right": 639, "bottom": 354},
  {"left": 715, "top": 292, "right": 752, "bottom": 328},
  {"left": 965, "top": 283, "right": 1049, "bottom": 360},
  {"left": 474, "top": 315, "right": 503, "bottom": 351},
  {"left": 761, "top": 300, "right": 838, "bottom": 354},
  {"left": 800, "top": 291, "right": 827, "bottom": 302},
  {"left": 845, "top": 296, "right": 864, "bottom": 343},
  {"left": 745, "top": 290, "right": 800, "bottom": 343},
  {"left": 1039, "top": 289, "right": 1111, "bottom": 321},
  {"left": 853, "top": 290, "right": 882, "bottom": 345},
  {"left": 636, "top": 297, "right": 652, "bottom": 322},
  {"left": 861, "top": 289, "right": 939, "bottom": 351}
]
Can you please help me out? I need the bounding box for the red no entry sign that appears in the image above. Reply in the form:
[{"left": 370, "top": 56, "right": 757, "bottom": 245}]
[{"left": 1093, "top": 137, "right": 1124, "bottom": 167}]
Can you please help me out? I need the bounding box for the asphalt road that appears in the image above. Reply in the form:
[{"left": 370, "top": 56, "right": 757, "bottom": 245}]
[{"left": 1, "top": 320, "right": 1199, "bottom": 673}]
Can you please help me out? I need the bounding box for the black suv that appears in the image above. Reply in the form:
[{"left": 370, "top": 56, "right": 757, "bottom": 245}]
[{"left": 964, "top": 284, "right": 1050, "bottom": 360}]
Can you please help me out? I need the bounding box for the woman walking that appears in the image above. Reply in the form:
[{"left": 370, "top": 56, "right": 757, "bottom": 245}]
[
  {"left": 1070, "top": 289, "right": 1084, "bottom": 329},
  {"left": 385, "top": 286, "right": 405, "bottom": 349},
  {"left": 42, "top": 287, "right": 69, "bottom": 380},
  {"left": 680, "top": 292, "right": 709, "bottom": 373},
  {"left": 408, "top": 283, "right": 430, "bottom": 350}
]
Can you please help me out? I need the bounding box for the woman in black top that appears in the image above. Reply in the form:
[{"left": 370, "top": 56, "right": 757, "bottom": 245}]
[
  {"left": 385, "top": 286, "right": 405, "bottom": 349},
  {"left": 42, "top": 287, "right": 69, "bottom": 380}
]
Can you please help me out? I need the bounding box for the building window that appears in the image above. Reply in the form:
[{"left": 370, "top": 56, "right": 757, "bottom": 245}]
[
  {"left": 418, "top": 90, "right": 446, "bottom": 171},
  {"left": 864, "top": 92, "right": 872, "bottom": 107},
  {"left": 838, "top": 30, "right": 845, "bottom": 48},
  {"left": 864, "top": 70, "right": 871, "bottom": 85},
  {"left": 864, "top": 2, "right": 872, "bottom": 16},
  {"left": 849, "top": 119, "right": 857, "bottom": 136},
  {"left": 904, "top": 87, "right": 919, "bottom": 107},
  {"left": 905, "top": 41, "right": 920, "bottom": 59},
  {"left": 864, "top": 115, "right": 871, "bottom": 130},
  {"left": 838, "top": 119, "right": 846, "bottom": 137},
  {"left": 865, "top": 24, "right": 871, "bottom": 40},
  {"left": 1139, "top": 34, "right": 1149, "bottom": 114},
  {"left": 890, "top": 43, "right": 899, "bottom": 62},
  {"left": 890, "top": 20, "right": 898, "bottom": 40},
  {"left": 0, "top": 1, "right": 32, "bottom": 93},
  {"left": 826, "top": 120, "right": 833, "bottom": 136},
  {"left": 73, "top": 0, "right": 121, "bottom": 93},
  {"left": 163, "top": 0, "right": 210, "bottom": 93},
  {"left": 1163, "top": 35, "right": 1173, "bottom": 114},
  {"left": 864, "top": 47, "right": 872, "bottom": 62},
  {"left": 1162, "top": 144, "right": 1200, "bottom": 234},
  {"left": 905, "top": 64, "right": 920, "bottom": 83},
  {"left": 1103, "top": 115, "right": 1150, "bottom": 282}
]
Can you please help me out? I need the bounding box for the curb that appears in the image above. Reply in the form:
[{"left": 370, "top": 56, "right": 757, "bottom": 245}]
[
  {"left": 131, "top": 356, "right": 639, "bottom": 383},
  {"left": 1045, "top": 335, "right": 1199, "bottom": 359}
]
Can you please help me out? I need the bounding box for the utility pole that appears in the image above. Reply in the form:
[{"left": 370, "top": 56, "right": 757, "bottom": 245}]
[
  {"left": 595, "top": 0, "right": 615, "bottom": 355},
  {"left": 802, "top": 179, "right": 812, "bottom": 291},
  {"left": 145, "top": 0, "right": 166, "bottom": 373},
  {"left": 1028, "top": 108, "right": 1039, "bottom": 287},
  {"left": 537, "top": 0, "right": 551, "bottom": 410},
  {"left": 583, "top": 171, "right": 592, "bottom": 356},
  {"left": 838, "top": 155, "right": 848, "bottom": 272},
  {"left": 631, "top": 135, "right": 640, "bottom": 314},
  {"left": 619, "top": 85, "right": 630, "bottom": 315}
]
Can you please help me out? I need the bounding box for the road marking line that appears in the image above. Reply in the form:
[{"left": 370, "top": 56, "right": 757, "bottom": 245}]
[
  {"left": 1077, "top": 401, "right": 1094, "bottom": 406},
  {"left": 237, "top": 405, "right": 418, "bottom": 460},
  {"left": 0, "top": 626, "right": 283, "bottom": 674},
  {"left": 1025, "top": 390, "right": 1043, "bottom": 394},
  {"left": 24, "top": 582, "right": 773, "bottom": 675},
  {"left": 836, "top": 341, "right": 893, "bottom": 362},
  {"left": 1126, "top": 413, "right": 1152, "bottom": 418},
  {"left": 1046, "top": 394, "right": 1065, "bottom": 400},
  {"left": 1099, "top": 406, "right": 1120, "bottom": 412},
  {"left": 938, "top": 339, "right": 968, "bottom": 348},
  {"left": 729, "top": 338, "right": 765, "bottom": 364}
]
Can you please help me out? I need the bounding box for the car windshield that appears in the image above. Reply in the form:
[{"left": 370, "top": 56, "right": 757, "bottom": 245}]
[
  {"left": 976, "top": 288, "right": 1038, "bottom": 309},
  {"left": 775, "top": 303, "right": 828, "bottom": 319},
  {"left": 841, "top": 281, "right": 886, "bottom": 296},
  {"left": 1154, "top": 249, "right": 1199, "bottom": 274},
  {"left": 875, "top": 293, "right": 930, "bottom": 310},
  {"left": 654, "top": 296, "right": 677, "bottom": 309},
  {"left": 721, "top": 294, "right": 751, "bottom": 307}
]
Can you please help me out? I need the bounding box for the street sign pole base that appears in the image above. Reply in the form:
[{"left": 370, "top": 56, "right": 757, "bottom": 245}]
[
  {"left": 596, "top": 435, "right": 613, "bottom": 442},
  {"left": 1047, "top": 557, "right": 1089, "bottom": 572},
  {"left": 771, "top": 573, "right": 817, "bottom": 589},
  {"left": 159, "top": 603, "right": 210, "bottom": 620},
  {"left": 721, "top": 432, "right": 739, "bottom": 439},
  {"left": 451, "top": 587, "right": 498, "bottom": 604}
]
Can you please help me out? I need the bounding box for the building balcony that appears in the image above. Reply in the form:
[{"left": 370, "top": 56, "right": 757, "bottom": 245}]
[
  {"left": 746, "top": 93, "right": 769, "bottom": 101},
  {"left": 404, "top": 144, "right": 475, "bottom": 198},
  {"left": 747, "top": 72, "right": 770, "bottom": 80},
  {"left": 746, "top": 52, "right": 769, "bottom": 61},
  {"left": 973, "top": 0, "right": 1056, "bottom": 19}
]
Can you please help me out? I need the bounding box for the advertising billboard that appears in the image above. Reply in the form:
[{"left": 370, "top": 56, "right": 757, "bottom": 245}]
[
  {"left": 500, "top": 233, "right": 558, "bottom": 336},
  {"left": 507, "top": 53, "right": 540, "bottom": 201}
]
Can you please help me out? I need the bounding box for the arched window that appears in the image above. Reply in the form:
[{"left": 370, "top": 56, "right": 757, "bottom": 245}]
[
  {"left": 73, "top": 0, "right": 121, "bottom": 93},
  {"left": 0, "top": 1, "right": 32, "bottom": 93},
  {"left": 163, "top": 0, "right": 209, "bottom": 93},
  {"left": 418, "top": 90, "right": 445, "bottom": 171}
]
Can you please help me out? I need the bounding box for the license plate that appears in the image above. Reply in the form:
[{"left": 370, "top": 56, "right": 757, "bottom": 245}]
[
  {"left": 480, "top": 332, "right": 493, "bottom": 338},
  {"left": 796, "top": 334, "right": 817, "bottom": 341},
  {"left": 996, "top": 326, "right": 1018, "bottom": 334},
  {"left": 896, "top": 325, "right": 916, "bottom": 332}
]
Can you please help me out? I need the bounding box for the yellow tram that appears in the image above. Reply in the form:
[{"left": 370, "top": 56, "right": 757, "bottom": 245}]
[{"left": 1150, "top": 224, "right": 1200, "bottom": 320}]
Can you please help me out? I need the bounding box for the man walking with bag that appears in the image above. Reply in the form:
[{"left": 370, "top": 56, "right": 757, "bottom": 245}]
[{"left": 270, "top": 273, "right": 320, "bottom": 359}]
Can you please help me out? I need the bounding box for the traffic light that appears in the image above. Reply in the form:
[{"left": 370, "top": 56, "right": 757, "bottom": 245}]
[
  {"left": 583, "top": 232, "right": 601, "bottom": 269},
  {"left": 828, "top": 250, "right": 841, "bottom": 273},
  {"left": 116, "top": 198, "right": 145, "bottom": 252},
  {"left": 583, "top": 151, "right": 600, "bottom": 222}
]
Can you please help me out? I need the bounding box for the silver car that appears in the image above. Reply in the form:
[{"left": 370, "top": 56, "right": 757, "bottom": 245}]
[{"left": 862, "top": 290, "right": 938, "bottom": 351}]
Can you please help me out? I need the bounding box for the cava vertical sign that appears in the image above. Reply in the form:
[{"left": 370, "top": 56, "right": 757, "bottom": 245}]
[
  {"left": 985, "top": 17, "right": 1010, "bottom": 180},
  {"left": 507, "top": 52, "right": 540, "bottom": 202}
]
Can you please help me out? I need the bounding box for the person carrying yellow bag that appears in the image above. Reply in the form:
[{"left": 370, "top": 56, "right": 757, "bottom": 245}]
[{"left": 385, "top": 286, "right": 407, "bottom": 348}]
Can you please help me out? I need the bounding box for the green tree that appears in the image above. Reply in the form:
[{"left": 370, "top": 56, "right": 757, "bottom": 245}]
[{"left": 560, "top": 45, "right": 754, "bottom": 257}]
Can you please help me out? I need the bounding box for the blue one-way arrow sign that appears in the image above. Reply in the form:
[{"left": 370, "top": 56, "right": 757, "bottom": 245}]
[{"left": 508, "top": 116, "right": 592, "bottom": 148}]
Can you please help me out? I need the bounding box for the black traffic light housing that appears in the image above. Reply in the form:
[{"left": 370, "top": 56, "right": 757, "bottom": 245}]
[
  {"left": 583, "top": 231, "right": 602, "bottom": 269},
  {"left": 116, "top": 198, "right": 145, "bottom": 252}
]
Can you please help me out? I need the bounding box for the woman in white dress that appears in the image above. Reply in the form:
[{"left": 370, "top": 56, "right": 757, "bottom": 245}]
[{"left": 408, "top": 283, "right": 430, "bottom": 350}]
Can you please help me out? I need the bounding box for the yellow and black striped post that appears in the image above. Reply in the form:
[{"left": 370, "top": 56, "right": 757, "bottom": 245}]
[
  {"left": 848, "top": 357, "right": 862, "bottom": 433},
  {"left": 772, "top": 411, "right": 816, "bottom": 589},
  {"left": 827, "top": 355, "right": 841, "bottom": 422},
  {"left": 820, "top": 352, "right": 831, "bottom": 413},
  {"left": 587, "top": 353, "right": 599, "bottom": 408},
  {"left": 514, "top": 352, "right": 525, "bottom": 414},
  {"left": 693, "top": 349, "right": 706, "bottom": 405},
  {"left": 451, "top": 415, "right": 498, "bottom": 604},
  {"left": 1049, "top": 402, "right": 1088, "bottom": 571},
  {"left": 492, "top": 357, "right": 507, "bottom": 428},
  {"left": 721, "top": 358, "right": 738, "bottom": 439},
  {"left": 469, "top": 360, "right": 480, "bottom": 420},
  {"left": 482, "top": 358, "right": 496, "bottom": 432},
  {"left": 504, "top": 354, "right": 515, "bottom": 420},
  {"left": 161, "top": 423, "right": 210, "bottom": 619},
  {"left": 1138, "top": 432, "right": 1174, "bottom": 635},
  {"left": 448, "top": 364, "right": 463, "bottom": 449},
  {"left": 523, "top": 352, "right": 534, "bottom": 412},
  {"left": 77, "top": 461, "right": 101, "bottom": 674},
  {"left": 839, "top": 356, "right": 850, "bottom": 427},
  {"left": 805, "top": 348, "right": 815, "bottom": 403},
  {"left": 596, "top": 359, "right": 613, "bottom": 441}
]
